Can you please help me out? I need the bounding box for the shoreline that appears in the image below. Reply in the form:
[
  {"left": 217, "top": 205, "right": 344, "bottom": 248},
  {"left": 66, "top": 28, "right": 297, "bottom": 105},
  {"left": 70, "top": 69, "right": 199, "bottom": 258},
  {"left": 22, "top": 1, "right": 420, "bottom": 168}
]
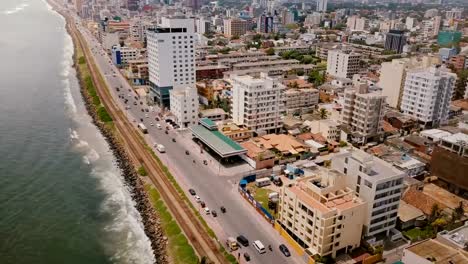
[{"left": 47, "top": 1, "right": 168, "bottom": 263}]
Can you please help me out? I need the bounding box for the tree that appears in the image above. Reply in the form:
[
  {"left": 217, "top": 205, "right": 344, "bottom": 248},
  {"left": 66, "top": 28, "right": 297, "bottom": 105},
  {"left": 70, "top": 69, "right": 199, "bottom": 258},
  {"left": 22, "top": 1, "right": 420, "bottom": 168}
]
[
  {"left": 308, "top": 70, "right": 325, "bottom": 86},
  {"left": 429, "top": 203, "right": 440, "bottom": 223},
  {"left": 231, "top": 35, "right": 239, "bottom": 40},
  {"left": 266, "top": 47, "right": 275, "bottom": 56},
  {"left": 296, "top": 69, "right": 305, "bottom": 76},
  {"left": 454, "top": 201, "right": 464, "bottom": 219},
  {"left": 431, "top": 218, "right": 447, "bottom": 233},
  {"left": 319, "top": 108, "right": 328, "bottom": 119},
  {"left": 453, "top": 70, "right": 468, "bottom": 100}
]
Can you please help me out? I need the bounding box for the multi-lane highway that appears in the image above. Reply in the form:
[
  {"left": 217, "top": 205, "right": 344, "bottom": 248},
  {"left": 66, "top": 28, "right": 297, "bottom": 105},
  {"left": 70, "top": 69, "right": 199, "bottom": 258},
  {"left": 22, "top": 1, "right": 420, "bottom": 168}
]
[{"left": 72, "top": 14, "right": 303, "bottom": 264}]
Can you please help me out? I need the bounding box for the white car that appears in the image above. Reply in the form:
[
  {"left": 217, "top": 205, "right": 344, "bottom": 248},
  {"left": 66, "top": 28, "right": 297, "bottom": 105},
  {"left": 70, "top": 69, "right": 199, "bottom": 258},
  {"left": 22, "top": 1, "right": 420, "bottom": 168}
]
[
  {"left": 204, "top": 208, "right": 210, "bottom": 215},
  {"left": 150, "top": 123, "right": 154, "bottom": 126},
  {"left": 195, "top": 195, "right": 201, "bottom": 203}
]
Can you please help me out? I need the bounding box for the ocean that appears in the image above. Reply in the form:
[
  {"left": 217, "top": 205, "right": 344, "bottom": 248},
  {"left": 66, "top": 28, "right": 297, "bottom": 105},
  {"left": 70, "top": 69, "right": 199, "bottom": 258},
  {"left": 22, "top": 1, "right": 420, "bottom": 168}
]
[{"left": 0, "top": 0, "right": 155, "bottom": 263}]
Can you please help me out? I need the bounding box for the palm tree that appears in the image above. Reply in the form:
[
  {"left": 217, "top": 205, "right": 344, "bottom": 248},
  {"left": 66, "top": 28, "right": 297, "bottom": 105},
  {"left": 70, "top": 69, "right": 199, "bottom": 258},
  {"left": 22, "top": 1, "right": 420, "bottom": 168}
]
[{"left": 319, "top": 108, "right": 328, "bottom": 119}]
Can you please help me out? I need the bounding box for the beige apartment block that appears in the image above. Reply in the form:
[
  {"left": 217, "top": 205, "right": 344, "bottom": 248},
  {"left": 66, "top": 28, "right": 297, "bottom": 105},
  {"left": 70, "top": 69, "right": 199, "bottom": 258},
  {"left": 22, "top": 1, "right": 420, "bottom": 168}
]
[{"left": 278, "top": 170, "right": 366, "bottom": 258}]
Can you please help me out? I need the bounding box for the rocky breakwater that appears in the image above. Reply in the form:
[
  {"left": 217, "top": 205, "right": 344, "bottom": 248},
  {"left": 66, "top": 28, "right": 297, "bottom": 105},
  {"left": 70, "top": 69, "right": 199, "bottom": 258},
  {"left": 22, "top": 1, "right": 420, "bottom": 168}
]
[{"left": 53, "top": 4, "right": 168, "bottom": 264}]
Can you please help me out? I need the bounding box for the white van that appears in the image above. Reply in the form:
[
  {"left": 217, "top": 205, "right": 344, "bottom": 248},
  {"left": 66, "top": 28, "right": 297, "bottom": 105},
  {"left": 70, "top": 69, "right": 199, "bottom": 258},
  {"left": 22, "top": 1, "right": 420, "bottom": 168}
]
[
  {"left": 253, "top": 240, "right": 266, "bottom": 254},
  {"left": 156, "top": 124, "right": 162, "bottom": 129}
]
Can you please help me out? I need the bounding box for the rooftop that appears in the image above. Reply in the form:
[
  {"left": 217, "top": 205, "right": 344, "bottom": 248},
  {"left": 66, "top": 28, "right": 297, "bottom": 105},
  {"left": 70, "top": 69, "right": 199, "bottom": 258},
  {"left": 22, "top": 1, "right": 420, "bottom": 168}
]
[
  {"left": 398, "top": 200, "right": 424, "bottom": 223},
  {"left": 438, "top": 223, "right": 468, "bottom": 249},
  {"left": 190, "top": 124, "right": 247, "bottom": 158},
  {"left": 405, "top": 239, "right": 468, "bottom": 264},
  {"left": 441, "top": 133, "right": 468, "bottom": 145},
  {"left": 346, "top": 149, "right": 404, "bottom": 182}
]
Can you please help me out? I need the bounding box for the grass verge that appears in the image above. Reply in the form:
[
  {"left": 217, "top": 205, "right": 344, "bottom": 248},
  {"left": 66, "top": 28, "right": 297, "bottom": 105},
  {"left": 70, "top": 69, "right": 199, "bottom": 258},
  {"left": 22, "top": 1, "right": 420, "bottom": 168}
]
[
  {"left": 247, "top": 183, "right": 277, "bottom": 218},
  {"left": 138, "top": 165, "right": 148, "bottom": 176},
  {"left": 145, "top": 184, "right": 198, "bottom": 264}
]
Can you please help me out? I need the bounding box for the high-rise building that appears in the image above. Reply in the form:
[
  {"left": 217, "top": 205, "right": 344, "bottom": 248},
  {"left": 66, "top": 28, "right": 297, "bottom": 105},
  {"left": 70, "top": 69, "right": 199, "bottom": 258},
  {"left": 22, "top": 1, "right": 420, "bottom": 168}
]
[
  {"left": 185, "top": 0, "right": 200, "bottom": 10},
  {"left": 223, "top": 18, "right": 250, "bottom": 37},
  {"left": 257, "top": 13, "right": 274, "bottom": 33},
  {"left": 232, "top": 73, "right": 285, "bottom": 134},
  {"left": 331, "top": 149, "right": 405, "bottom": 238},
  {"left": 127, "top": 0, "right": 139, "bottom": 11},
  {"left": 277, "top": 170, "right": 366, "bottom": 258},
  {"left": 405, "top": 17, "right": 415, "bottom": 30},
  {"left": 422, "top": 16, "right": 441, "bottom": 38},
  {"left": 341, "top": 80, "right": 386, "bottom": 144},
  {"left": 326, "top": 50, "right": 361, "bottom": 79},
  {"left": 379, "top": 56, "right": 441, "bottom": 109},
  {"left": 401, "top": 65, "right": 457, "bottom": 128},
  {"left": 147, "top": 17, "right": 196, "bottom": 107},
  {"left": 384, "top": 30, "right": 406, "bottom": 54},
  {"left": 346, "top": 16, "right": 367, "bottom": 31},
  {"left": 170, "top": 86, "right": 199, "bottom": 128},
  {"left": 196, "top": 18, "right": 211, "bottom": 34},
  {"left": 281, "top": 9, "right": 295, "bottom": 25},
  {"left": 316, "top": 0, "right": 328, "bottom": 12}
]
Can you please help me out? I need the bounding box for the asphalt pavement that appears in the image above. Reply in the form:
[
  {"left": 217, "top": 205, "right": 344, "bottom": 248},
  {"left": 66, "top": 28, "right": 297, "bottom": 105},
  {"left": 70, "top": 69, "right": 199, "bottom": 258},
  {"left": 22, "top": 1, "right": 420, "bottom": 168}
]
[{"left": 73, "top": 16, "right": 304, "bottom": 264}]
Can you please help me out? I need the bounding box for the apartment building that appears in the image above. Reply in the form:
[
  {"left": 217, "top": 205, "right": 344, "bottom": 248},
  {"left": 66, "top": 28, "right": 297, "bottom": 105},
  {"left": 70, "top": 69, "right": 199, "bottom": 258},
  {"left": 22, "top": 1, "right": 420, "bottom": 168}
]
[
  {"left": 326, "top": 50, "right": 361, "bottom": 79},
  {"left": 169, "top": 86, "right": 199, "bottom": 128},
  {"left": 422, "top": 16, "right": 441, "bottom": 38},
  {"left": 346, "top": 16, "right": 367, "bottom": 31},
  {"left": 341, "top": 82, "right": 385, "bottom": 144},
  {"left": 401, "top": 65, "right": 457, "bottom": 128},
  {"left": 308, "top": 120, "right": 340, "bottom": 142},
  {"left": 278, "top": 170, "right": 366, "bottom": 258},
  {"left": 384, "top": 30, "right": 406, "bottom": 54},
  {"left": 316, "top": 0, "right": 328, "bottom": 12},
  {"left": 379, "top": 56, "right": 441, "bottom": 109},
  {"left": 284, "top": 88, "right": 319, "bottom": 115},
  {"left": 111, "top": 45, "right": 140, "bottom": 66},
  {"left": 331, "top": 149, "right": 405, "bottom": 238},
  {"left": 147, "top": 17, "right": 196, "bottom": 107},
  {"left": 223, "top": 18, "right": 250, "bottom": 38},
  {"left": 231, "top": 73, "right": 285, "bottom": 134}
]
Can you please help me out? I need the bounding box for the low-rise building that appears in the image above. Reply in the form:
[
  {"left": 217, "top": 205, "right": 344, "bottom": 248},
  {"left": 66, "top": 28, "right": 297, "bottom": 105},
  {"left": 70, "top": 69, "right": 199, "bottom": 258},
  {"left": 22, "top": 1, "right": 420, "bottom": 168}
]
[
  {"left": 200, "top": 108, "right": 226, "bottom": 122},
  {"left": 111, "top": 45, "right": 140, "bottom": 66},
  {"left": 218, "top": 123, "right": 253, "bottom": 142},
  {"left": 284, "top": 88, "right": 319, "bottom": 115},
  {"left": 277, "top": 170, "right": 366, "bottom": 258},
  {"left": 306, "top": 120, "right": 341, "bottom": 143},
  {"left": 402, "top": 238, "right": 468, "bottom": 264}
]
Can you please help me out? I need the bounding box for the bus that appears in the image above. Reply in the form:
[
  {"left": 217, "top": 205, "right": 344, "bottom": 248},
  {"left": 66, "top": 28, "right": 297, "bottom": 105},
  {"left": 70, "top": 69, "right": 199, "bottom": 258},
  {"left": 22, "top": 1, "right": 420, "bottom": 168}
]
[{"left": 138, "top": 123, "right": 148, "bottom": 134}]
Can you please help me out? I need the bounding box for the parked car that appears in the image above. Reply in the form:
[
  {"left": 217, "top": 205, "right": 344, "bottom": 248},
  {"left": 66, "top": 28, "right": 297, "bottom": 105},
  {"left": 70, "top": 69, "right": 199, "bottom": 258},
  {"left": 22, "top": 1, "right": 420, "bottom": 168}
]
[
  {"left": 279, "top": 244, "right": 290, "bottom": 257},
  {"left": 220, "top": 206, "right": 226, "bottom": 213},
  {"left": 185, "top": 150, "right": 190, "bottom": 155},
  {"left": 195, "top": 195, "right": 201, "bottom": 202},
  {"left": 189, "top": 189, "right": 196, "bottom": 195},
  {"left": 236, "top": 235, "right": 249, "bottom": 247},
  {"left": 172, "top": 138, "right": 176, "bottom": 142},
  {"left": 200, "top": 201, "right": 206, "bottom": 208},
  {"left": 243, "top": 253, "right": 250, "bottom": 262},
  {"left": 204, "top": 208, "right": 210, "bottom": 215},
  {"left": 212, "top": 210, "right": 217, "bottom": 217}
]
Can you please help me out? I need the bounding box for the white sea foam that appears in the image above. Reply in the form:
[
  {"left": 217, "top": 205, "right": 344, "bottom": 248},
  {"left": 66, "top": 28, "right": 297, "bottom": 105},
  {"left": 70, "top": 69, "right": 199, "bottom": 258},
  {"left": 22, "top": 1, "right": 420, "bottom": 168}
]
[
  {"left": 3, "top": 3, "right": 29, "bottom": 15},
  {"left": 57, "top": 4, "right": 155, "bottom": 261}
]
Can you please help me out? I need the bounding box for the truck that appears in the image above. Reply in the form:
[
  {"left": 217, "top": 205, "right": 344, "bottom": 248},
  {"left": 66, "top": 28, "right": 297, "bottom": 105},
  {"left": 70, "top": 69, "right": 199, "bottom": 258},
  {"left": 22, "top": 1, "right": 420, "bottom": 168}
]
[
  {"left": 225, "top": 237, "right": 238, "bottom": 251},
  {"left": 156, "top": 144, "right": 165, "bottom": 153},
  {"left": 138, "top": 123, "right": 148, "bottom": 134}
]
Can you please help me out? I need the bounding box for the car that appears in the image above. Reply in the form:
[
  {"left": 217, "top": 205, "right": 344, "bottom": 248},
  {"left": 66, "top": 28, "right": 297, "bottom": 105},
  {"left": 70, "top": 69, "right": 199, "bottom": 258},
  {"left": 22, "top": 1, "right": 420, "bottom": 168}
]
[
  {"left": 243, "top": 253, "right": 250, "bottom": 262},
  {"left": 165, "top": 131, "right": 168, "bottom": 134},
  {"left": 140, "top": 118, "right": 143, "bottom": 122},
  {"left": 145, "top": 114, "right": 149, "bottom": 118},
  {"left": 116, "top": 87, "right": 120, "bottom": 91},
  {"left": 133, "top": 102, "right": 137, "bottom": 106},
  {"left": 172, "top": 138, "right": 176, "bottom": 142},
  {"left": 279, "top": 244, "right": 290, "bottom": 257},
  {"left": 200, "top": 201, "right": 206, "bottom": 208},
  {"left": 189, "top": 189, "right": 196, "bottom": 195},
  {"left": 211, "top": 210, "right": 217, "bottom": 217},
  {"left": 185, "top": 150, "right": 190, "bottom": 155},
  {"left": 141, "top": 109, "right": 144, "bottom": 112},
  {"left": 236, "top": 235, "right": 249, "bottom": 247},
  {"left": 220, "top": 206, "right": 226, "bottom": 213},
  {"left": 140, "top": 101, "right": 143, "bottom": 105},
  {"left": 145, "top": 109, "right": 149, "bottom": 112},
  {"left": 204, "top": 208, "right": 210, "bottom": 215},
  {"left": 150, "top": 123, "right": 154, "bottom": 126},
  {"left": 195, "top": 195, "right": 201, "bottom": 202},
  {"left": 155, "top": 117, "right": 160, "bottom": 121}
]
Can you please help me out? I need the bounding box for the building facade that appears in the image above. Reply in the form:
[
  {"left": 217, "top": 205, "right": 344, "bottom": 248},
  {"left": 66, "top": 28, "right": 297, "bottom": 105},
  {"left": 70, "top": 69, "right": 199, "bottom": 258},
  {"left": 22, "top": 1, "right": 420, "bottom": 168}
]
[
  {"left": 341, "top": 83, "right": 385, "bottom": 144},
  {"left": 331, "top": 149, "right": 405, "bottom": 238},
  {"left": 147, "top": 17, "right": 196, "bottom": 107},
  {"left": 326, "top": 50, "right": 361, "bottom": 79},
  {"left": 401, "top": 65, "right": 456, "bottom": 128},
  {"left": 223, "top": 18, "right": 250, "bottom": 37},
  {"left": 284, "top": 88, "right": 319, "bottom": 115},
  {"left": 169, "top": 86, "right": 199, "bottom": 128},
  {"left": 316, "top": 0, "right": 328, "bottom": 12},
  {"left": 384, "top": 30, "right": 406, "bottom": 54},
  {"left": 278, "top": 171, "right": 366, "bottom": 258},
  {"left": 231, "top": 73, "right": 285, "bottom": 134}
]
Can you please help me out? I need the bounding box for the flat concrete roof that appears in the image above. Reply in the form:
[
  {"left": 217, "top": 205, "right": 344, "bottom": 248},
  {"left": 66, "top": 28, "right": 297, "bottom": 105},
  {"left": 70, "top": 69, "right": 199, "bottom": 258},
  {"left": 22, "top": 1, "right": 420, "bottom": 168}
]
[{"left": 190, "top": 125, "right": 247, "bottom": 158}]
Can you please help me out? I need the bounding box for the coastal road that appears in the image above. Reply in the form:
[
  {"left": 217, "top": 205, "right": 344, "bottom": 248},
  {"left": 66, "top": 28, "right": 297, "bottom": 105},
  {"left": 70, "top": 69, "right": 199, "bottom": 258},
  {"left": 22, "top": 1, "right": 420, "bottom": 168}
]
[{"left": 72, "top": 15, "right": 304, "bottom": 264}]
